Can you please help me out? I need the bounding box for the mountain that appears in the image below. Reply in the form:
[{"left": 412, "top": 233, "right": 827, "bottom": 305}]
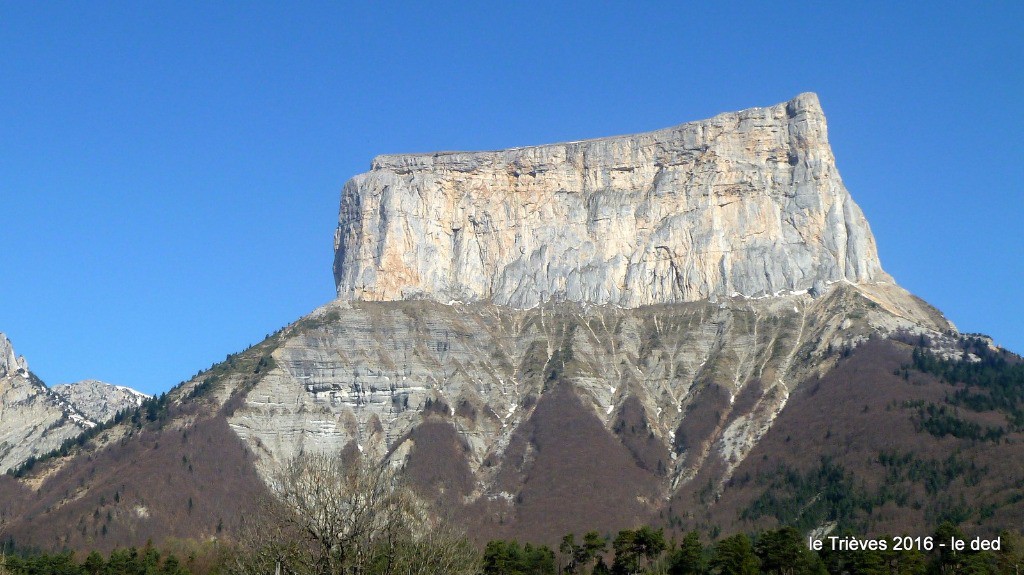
[
  {"left": 2, "top": 94, "right": 1021, "bottom": 552},
  {"left": 51, "top": 380, "right": 150, "bottom": 424}
]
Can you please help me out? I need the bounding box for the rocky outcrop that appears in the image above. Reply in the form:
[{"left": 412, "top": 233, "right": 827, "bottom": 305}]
[
  {"left": 52, "top": 380, "right": 149, "bottom": 424},
  {"left": 0, "top": 334, "right": 150, "bottom": 473},
  {"left": 1, "top": 333, "right": 29, "bottom": 377},
  {"left": 334, "top": 93, "right": 891, "bottom": 307}
]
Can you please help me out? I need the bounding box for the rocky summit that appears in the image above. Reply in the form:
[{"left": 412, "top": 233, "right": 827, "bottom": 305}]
[
  {"left": 334, "top": 93, "right": 890, "bottom": 308},
  {"left": 0, "top": 333, "right": 29, "bottom": 377}
]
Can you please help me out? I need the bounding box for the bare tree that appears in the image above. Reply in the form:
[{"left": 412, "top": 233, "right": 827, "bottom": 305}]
[{"left": 231, "top": 451, "right": 478, "bottom": 575}]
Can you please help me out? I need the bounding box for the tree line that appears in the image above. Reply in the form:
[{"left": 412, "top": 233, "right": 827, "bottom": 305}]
[
  {"left": 4, "top": 522, "right": 1024, "bottom": 575},
  {"left": 0, "top": 544, "right": 190, "bottom": 575},
  {"left": 482, "top": 522, "right": 1024, "bottom": 575}
]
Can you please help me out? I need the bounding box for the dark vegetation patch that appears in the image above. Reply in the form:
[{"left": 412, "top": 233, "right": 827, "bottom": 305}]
[
  {"left": 612, "top": 396, "right": 671, "bottom": 476},
  {"left": 0, "top": 415, "right": 270, "bottom": 553},
  {"left": 738, "top": 452, "right": 985, "bottom": 535},
  {"left": 455, "top": 397, "right": 478, "bottom": 422},
  {"left": 740, "top": 457, "right": 868, "bottom": 531},
  {"left": 913, "top": 403, "right": 1004, "bottom": 441},
  {"left": 470, "top": 383, "right": 661, "bottom": 546},
  {"left": 730, "top": 378, "right": 765, "bottom": 414},
  {"left": 0, "top": 543, "right": 224, "bottom": 575},
  {"left": 401, "top": 419, "right": 474, "bottom": 506},
  {"left": 909, "top": 338, "right": 1024, "bottom": 438},
  {"left": 673, "top": 383, "right": 730, "bottom": 458},
  {"left": 422, "top": 397, "right": 451, "bottom": 418},
  {"left": 877, "top": 449, "right": 985, "bottom": 496}
]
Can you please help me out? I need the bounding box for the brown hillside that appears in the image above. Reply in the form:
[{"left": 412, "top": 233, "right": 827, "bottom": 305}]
[
  {"left": 691, "top": 338, "right": 1024, "bottom": 538},
  {"left": 0, "top": 408, "right": 270, "bottom": 553}
]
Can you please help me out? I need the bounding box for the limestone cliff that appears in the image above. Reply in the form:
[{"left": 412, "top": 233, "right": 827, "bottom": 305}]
[
  {"left": 245, "top": 93, "right": 950, "bottom": 501},
  {"left": 334, "top": 93, "right": 891, "bottom": 307}
]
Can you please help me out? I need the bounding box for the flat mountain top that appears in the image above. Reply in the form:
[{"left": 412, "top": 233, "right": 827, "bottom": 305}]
[{"left": 334, "top": 93, "right": 891, "bottom": 308}]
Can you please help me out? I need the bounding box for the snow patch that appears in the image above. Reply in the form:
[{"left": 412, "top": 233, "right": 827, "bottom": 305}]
[
  {"left": 726, "top": 289, "right": 809, "bottom": 301},
  {"left": 67, "top": 412, "right": 97, "bottom": 429}
]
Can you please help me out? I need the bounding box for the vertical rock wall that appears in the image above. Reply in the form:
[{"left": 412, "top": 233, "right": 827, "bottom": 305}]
[{"left": 333, "top": 93, "right": 891, "bottom": 307}]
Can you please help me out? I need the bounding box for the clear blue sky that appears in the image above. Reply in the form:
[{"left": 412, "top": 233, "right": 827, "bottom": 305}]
[{"left": 2, "top": 3, "right": 1021, "bottom": 394}]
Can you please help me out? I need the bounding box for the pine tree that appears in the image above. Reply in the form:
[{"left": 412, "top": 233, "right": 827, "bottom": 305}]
[
  {"left": 710, "top": 534, "right": 759, "bottom": 575},
  {"left": 668, "top": 531, "right": 705, "bottom": 575}
]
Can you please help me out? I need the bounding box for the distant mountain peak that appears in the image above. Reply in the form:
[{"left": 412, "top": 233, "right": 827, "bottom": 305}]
[
  {"left": 0, "top": 333, "right": 150, "bottom": 473},
  {"left": 0, "top": 333, "right": 90, "bottom": 473},
  {"left": 52, "top": 380, "right": 150, "bottom": 424}
]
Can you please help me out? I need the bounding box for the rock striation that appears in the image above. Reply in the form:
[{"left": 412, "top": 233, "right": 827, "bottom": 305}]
[
  {"left": 52, "top": 380, "right": 150, "bottom": 424},
  {"left": 334, "top": 93, "right": 891, "bottom": 307},
  {"left": 229, "top": 282, "right": 951, "bottom": 522}
]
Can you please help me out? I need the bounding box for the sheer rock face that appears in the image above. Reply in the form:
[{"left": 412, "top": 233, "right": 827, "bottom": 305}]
[
  {"left": 52, "top": 380, "right": 149, "bottom": 424},
  {"left": 334, "top": 93, "right": 891, "bottom": 308}
]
